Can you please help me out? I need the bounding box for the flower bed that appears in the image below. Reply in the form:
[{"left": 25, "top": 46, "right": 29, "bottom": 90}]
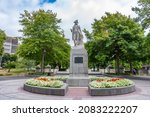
[
  {"left": 24, "top": 77, "right": 68, "bottom": 96},
  {"left": 25, "top": 77, "right": 64, "bottom": 88},
  {"left": 88, "top": 77, "right": 135, "bottom": 96},
  {"left": 89, "top": 77, "right": 134, "bottom": 88}
]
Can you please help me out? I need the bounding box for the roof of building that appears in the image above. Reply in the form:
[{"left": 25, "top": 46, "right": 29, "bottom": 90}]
[{"left": 5, "top": 37, "right": 18, "bottom": 45}]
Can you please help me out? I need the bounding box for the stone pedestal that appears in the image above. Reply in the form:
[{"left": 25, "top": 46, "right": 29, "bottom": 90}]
[
  {"left": 69, "top": 45, "right": 88, "bottom": 77},
  {"left": 68, "top": 45, "right": 88, "bottom": 87},
  {"left": 67, "top": 77, "right": 90, "bottom": 87}
]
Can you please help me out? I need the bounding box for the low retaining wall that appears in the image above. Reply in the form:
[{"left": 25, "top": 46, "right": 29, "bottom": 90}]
[
  {"left": 67, "top": 78, "right": 90, "bottom": 87},
  {"left": 24, "top": 83, "right": 68, "bottom": 96},
  {"left": 88, "top": 84, "right": 135, "bottom": 96}
]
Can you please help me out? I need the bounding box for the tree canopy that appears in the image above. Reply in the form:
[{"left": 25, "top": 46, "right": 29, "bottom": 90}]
[
  {"left": 1, "top": 53, "right": 17, "bottom": 72},
  {"left": 132, "top": 0, "right": 150, "bottom": 29},
  {"left": 84, "top": 12, "right": 144, "bottom": 73},
  {"left": 132, "top": 0, "right": 150, "bottom": 65},
  {"left": 17, "top": 9, "right": 70, "bottom": 71},
  {"left": 0, "top": 29, "right": 6, "bottom": 55}
]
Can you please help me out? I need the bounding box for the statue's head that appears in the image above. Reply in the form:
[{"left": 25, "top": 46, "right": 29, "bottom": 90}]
[{"left": 74, "top": 20, "right": 78, "bottom": 25}]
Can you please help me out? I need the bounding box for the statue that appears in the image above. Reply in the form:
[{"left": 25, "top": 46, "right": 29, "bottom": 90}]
[{"left": 71, "top": 20, "right": 83, "bottom": 46}]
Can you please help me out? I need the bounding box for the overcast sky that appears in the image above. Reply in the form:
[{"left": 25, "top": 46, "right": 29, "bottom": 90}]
[{"left": 0, "top": 0, "right": 138, "bottom": 44}]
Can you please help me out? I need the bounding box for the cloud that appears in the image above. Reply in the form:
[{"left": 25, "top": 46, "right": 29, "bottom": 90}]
[
  {"left": 0, "top": 0, "right": 138, "bottom": 44},
  {"left": 42, "top": 0, "right": 138, "bottom": 44},
  {"left": 0, "top": 0, "right": 39, "bottom": 36}
]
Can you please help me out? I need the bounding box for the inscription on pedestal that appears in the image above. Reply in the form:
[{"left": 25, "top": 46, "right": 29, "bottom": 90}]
[{"left": 74, "top": 57, "right": 83, "bottom": 63}]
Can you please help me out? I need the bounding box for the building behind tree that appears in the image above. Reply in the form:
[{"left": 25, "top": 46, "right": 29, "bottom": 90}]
[{"left": 3, "top": 37, "right": 19, "bottom": 54}]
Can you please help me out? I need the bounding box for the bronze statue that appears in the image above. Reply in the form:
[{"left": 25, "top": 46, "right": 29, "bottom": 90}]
[{"left": 71, "top": 20, "right": 83, "bottom": 46}]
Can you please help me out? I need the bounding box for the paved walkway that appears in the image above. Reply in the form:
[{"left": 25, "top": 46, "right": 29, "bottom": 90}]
[{"left": 0, "top": 78, "right": 150, "bottom": 100}]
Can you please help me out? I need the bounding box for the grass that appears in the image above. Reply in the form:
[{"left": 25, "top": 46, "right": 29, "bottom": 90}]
[
  {"left": 0, "top": 68, "right": 52, "bottom": 76},
  {"left": 28, "top": 72, "right": 48, "bottom": 75},
  {"left": 105, "top": 72, "right": 131, "bottom": 76},
  {"left": 0, "top": 68, "right": 29, "bottom": 76}
]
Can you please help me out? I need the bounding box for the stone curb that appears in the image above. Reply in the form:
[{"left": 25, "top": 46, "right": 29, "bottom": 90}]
[
  {"left": 24, "top": 83, "right": 68, "bottom": 96},
  {"left": 88, "top": 84, "right": 136, "bottom": 96}
]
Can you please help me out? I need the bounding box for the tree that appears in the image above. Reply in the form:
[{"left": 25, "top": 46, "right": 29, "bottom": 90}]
[
  {"left": 4, "top": 61, "right": 16, "bottom": 72},
  {"left": 84, "top": 38, "right": 109, "bottom": 71},
  {"left": 132, "top": 0, "right": 150, "bottom": 29},
  {"left": 17, "top": 9, "right": 70, "bottom": 72},
  {"left": 1, "top": 53, "right": 17, "bottom": 72},
  {"left": 84, "top": 12, "right": 144, "bottom": 74},
  {"left": 0, "top": 29, "right": 6, "bottom": 55},
  {"left": 142, "top": 33, "right": 150, "bottom": 64},
  {"left": 1, "top": 53, "right": 17, "bottom": 67},
  {"left": 132, "top": 0, "right": 150, "bottom": 66},
  {"left": 16, "top": 58, "right": 36, "bottom": 71}
]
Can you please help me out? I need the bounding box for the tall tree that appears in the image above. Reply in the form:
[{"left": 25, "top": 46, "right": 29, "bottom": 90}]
[
  {"left": 132, "top": 0, "right": 150, "bottom": 66},
  {"left": 84, "top": 12, "right": 144, "bottom": 74},
  {"left": 132, "top": 0, "right": 150, "bottom": 29},
  {"left": 142, "top": 33, "right": 150, "bottom": 64},
  {"left": 0, "top": 29, "right": 6, "bottom": 55},
  {"left": 18, "top": 9, "right": 70, "bottom": 72}
]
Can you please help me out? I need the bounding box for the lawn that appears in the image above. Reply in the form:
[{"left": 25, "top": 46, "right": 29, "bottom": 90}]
[{"left": 0, "top": 68, "right": 28, "bottom": 76}]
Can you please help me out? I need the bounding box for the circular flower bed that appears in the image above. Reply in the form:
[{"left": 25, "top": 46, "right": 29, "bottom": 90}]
[
  {"left": 89, "top": 77, "right": 134, "bottom": 88},
  {"left": 25, "top": 77, "right": 64, "bottom": 88}
]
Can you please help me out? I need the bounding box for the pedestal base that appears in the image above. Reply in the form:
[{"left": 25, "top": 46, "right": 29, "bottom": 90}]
[
  {"left": 69, "top": 45, "right": 88, "bottom": 76},
  {"left": 67, "top": 77, "right": 89, "bottom": 87}
]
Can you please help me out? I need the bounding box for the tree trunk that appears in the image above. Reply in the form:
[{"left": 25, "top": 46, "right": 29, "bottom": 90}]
[
  {"left": 115, "top": 53, "right": 120, "bottom": 74},
  {"left": 129, "top": 61, "right": 132, "bottom": 74},
  {"left": 8, "top": 68, "right": 11, "bottom": 72},
  {"left": 41, "top": 49, "right": 45, "bottom": 73}
]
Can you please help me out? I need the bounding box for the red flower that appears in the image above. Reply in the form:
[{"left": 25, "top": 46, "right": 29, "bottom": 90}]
[
  {"left": 107, "top": 78, "right": 122, "bottom": 82},
  {"left": 96, "top": 79, "right": 104, "bottom": 82},
  {"left": 35, "top": 77, "right": 49, "bottom": 81}
]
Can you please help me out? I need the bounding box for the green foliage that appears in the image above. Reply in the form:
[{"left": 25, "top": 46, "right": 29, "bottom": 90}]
[
  {"left": 4, "top": 61, "right": 16, "bottom": 72},
  {"left": 0, "top": 29, "right": 6, "bottom": 55},
  {"left": 2, "top": 53, "right": 17, "bottom": 72},
  {"left": 142, "top": 33, "right": 150, "bottom": 63},
  {"left": 89, "top": 78, "right": 134, "bottom": 88},
  {"left": 1, "top": 53, "right": 17, "bottom": 67},
  {"left": 132, "top": 0, "right": 150, "bottom": 29},
  {"left": 17, "top": 9, "right": 70, "bottom": 70},
  {"left": 84, "top": 12, "right": 144, "bottom": 73},
  {"left": 16, "top": 58, "right": 35, "bottom": 71},
  {"left": 132, "top": 0, "right": 150, "bottom": 65}
]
